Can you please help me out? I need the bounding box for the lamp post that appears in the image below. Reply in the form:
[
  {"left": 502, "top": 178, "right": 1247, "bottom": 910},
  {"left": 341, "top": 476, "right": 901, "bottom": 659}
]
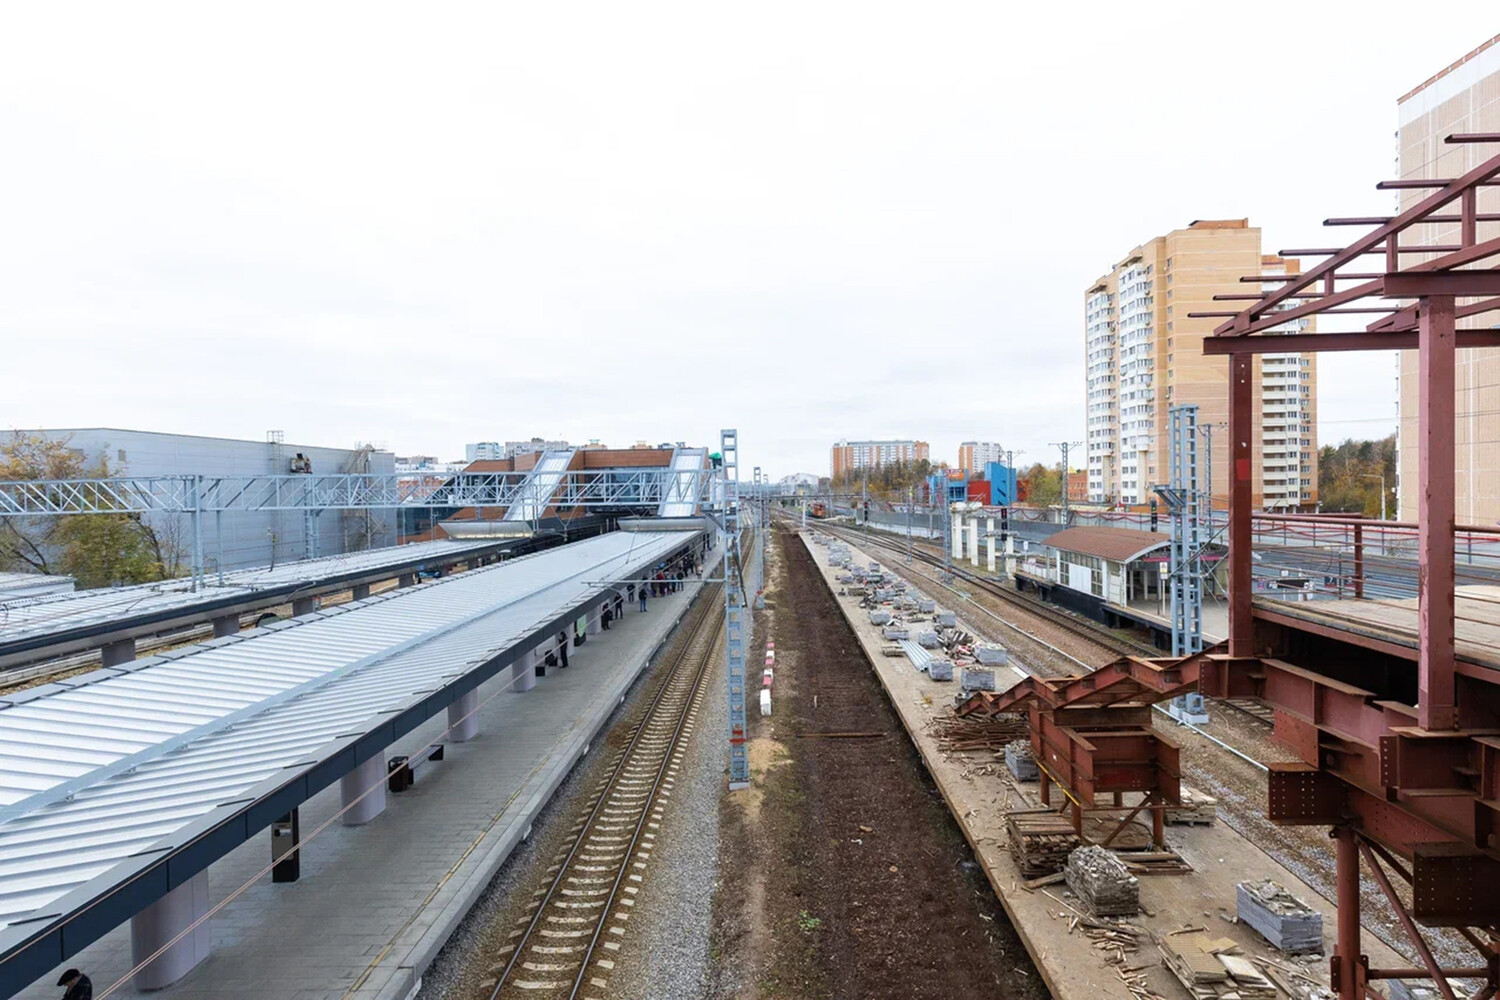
[{"left": 1361, "top": 474, "right": 1389, "bottom": 522}]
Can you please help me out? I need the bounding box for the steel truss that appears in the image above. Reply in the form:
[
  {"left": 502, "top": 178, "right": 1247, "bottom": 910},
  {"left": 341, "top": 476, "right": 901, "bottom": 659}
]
[
  {"left": 0, "top": 469, "right": 713, "bottom": 515},
  {"left": 722, "top": 429, "right": 750, "bottom": 789},
  {"left": 1186, "top": 133, "right": 1500, "bottom": 1000}
]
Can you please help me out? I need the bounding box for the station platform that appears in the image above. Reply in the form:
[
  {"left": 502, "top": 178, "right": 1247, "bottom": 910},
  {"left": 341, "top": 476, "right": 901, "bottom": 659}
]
[
  {"left": 1253, "top": 587, "right": 1500, "bottom": 671},
  {"left": 796, "top": 528, "right": 1408, "bottom": 1000},
  {"left": 1108, "top": 598, "right": 1228, "bottom": 645},
  {"left": 13, "top": 549, "right": 720, "bottom": 1000}
]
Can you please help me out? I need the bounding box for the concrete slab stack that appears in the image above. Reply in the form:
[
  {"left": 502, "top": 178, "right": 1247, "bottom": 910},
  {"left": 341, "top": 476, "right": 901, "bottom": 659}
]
[
  {"left": 1236, "top": 879, "right": 1323, "bottom": 955},
  {"left": 975, "top": 645, "right": 1009, "bottom": 666},
  {"left": 926, "top": 659, "right": 954, "bottom": 681},
  {"left": 960, "top": 668, "right": 996, "bottom": 692},
  {"left": 1004, "top": 739, "right": 1038, "bottom": 781}
]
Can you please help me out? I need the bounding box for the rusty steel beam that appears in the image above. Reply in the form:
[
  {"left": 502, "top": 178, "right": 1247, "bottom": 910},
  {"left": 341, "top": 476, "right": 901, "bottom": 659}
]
[
  {"left": 1386, "top": 271, "right": 1500, "bottom": 298},
  {"left": 1326, "top": 214, "right": 1500, "bottom": 226},
  {"left": 1214, "top": 150, "right": 1500, "bottom": 333},
  {"left": 1229, "top": 353, "right": 1254, "bottom": 656},
  {"left": 1335, "top": 827, "right": 1366, "bottom": 1000},
  {"left": 1420, "top": 296, "right": 1458, "bottom": 732},
  {"left": 1358, "top": 837, "right": 1459, "bottom": 1000},
  {"left": 1201, "top": 331, "right": 1500, "bottom": 354},
  {"left": 1279, "top": 245, "right": 1464, "bottom": 256}
]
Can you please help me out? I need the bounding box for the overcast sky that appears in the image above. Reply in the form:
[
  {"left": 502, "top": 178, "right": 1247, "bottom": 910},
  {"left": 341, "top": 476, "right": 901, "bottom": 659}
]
[{"left": 0, "top": 4, "right": 1489, "bottom": 478}]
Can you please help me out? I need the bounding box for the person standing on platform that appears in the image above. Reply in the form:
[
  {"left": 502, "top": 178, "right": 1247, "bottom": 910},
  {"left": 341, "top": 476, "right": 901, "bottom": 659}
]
[
  {"left": 57, "top": 970, "right": 91, "bottom": 1000},
  {"left": 557, "top": 630, "right": 569, "bottom": 668},
  {"left": 639, "top": 586, "right": 648, "bottom": 613},
  {"left": 602, "top": 604, "right": 612, "bottom": 630}
]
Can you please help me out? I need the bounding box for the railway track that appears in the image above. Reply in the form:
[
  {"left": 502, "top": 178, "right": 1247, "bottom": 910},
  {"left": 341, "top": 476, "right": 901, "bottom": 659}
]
[
  {"left": 798, "top": 517, "right": 1276, "bottom": 735},
  {"left": 485, "top": 582, "right": 724, "bottom": 1000}
]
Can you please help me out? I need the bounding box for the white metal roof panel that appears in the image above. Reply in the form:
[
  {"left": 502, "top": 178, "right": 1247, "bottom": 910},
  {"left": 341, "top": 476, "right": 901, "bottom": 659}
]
[
  {"left": 503, "top": 449, "right": 576, "bottom": 521},
  {"left": 658, "top": 448, "right": 707, "bottom": 518},
  {"left": 0, "top": 529, "right": 693, "bottom": 929},
  {"left": 0, "top": 537, "right": 506, "bottom": 645}
]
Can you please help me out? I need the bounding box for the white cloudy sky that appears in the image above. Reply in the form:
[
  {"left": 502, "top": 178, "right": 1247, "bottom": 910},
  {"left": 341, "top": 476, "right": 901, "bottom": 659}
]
[{"left": 0, "top": 3, "right": 1489, "bottom": 477}]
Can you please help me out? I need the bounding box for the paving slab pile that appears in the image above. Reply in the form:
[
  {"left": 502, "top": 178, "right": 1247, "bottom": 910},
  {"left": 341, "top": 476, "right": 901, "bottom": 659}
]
[
  {"left": 1166, "top": 784, "right": 1218, "bottom": 826},
  {"left": 1005, "top": 739, "right": 1039, "bottom": 781},
  {"left": 961, "top": 667, "right": 996, "bottom": 692},
  {"left": 1236, "top": 879, "right": 1323, "bottom": 955},
  {"left": 927, "top": 658, "right": 954, "bottom": 681},
  {"left": 975, "top": 644, "right": 1010, "bottom": 666},
  {"left": 1065, "top": 845, "right": 1139, "bottom": 917}
]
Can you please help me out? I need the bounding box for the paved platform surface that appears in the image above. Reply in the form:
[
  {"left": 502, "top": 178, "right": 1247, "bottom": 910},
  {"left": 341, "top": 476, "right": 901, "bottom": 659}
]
[
  {"left": 16, "top": 546, "right": 720, "bottom": 1000},
  {"left": 798, "top": 529, "right": 1407, "bottom": 1000}
]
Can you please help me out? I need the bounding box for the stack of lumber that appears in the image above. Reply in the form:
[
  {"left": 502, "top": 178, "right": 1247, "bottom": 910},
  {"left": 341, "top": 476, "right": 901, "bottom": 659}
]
[
  {"left": 1237, "top": 879, "right": 1323, "bottom": 954},
  {"left": 1165, "top": 784, "right": 1218, "bottom": 826},
  {"left": 1065, "top": 846, "right": 1139, "bottom": 917},
  {"left": 1006, "top": 810, "right": 1080, "bottom": 878},
  {"left": 1217, "top": 954, "right": 1276, "bottom": 998},
  {"left": 1004, "top": 739, "right": 1039, "bottom": 780}
]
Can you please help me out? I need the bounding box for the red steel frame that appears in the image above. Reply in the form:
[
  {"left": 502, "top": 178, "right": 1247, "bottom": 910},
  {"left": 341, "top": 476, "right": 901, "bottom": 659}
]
[{"left": 1197, "top": 134, "right": 1500, "bottom": 1000}]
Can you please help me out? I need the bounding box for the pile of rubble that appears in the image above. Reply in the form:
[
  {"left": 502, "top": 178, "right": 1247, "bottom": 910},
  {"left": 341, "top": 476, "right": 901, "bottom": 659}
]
[{"left": 1065, "top": 845, "right": 1140, "bottom": 917}]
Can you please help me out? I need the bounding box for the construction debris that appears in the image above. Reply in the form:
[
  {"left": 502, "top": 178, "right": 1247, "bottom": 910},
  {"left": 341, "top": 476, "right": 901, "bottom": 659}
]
[
  {"left": 1004, "top": 739, "right": 1039, "bottom": 781},
  {"left": 1006, "top": 810, "right": 1081, "bottom": 878},
  {"left": 1236, "top": 879, "right": 1323, "bottom": 955},
  {"left": 930, "top": 714, "right": 1028, "bottom": 753},
  {"left": 1165, "top": 784, "right": 1218, "bottom": 826},
  {"left": 1065, "top": 845, "right": 1139, "bottom": 917}
]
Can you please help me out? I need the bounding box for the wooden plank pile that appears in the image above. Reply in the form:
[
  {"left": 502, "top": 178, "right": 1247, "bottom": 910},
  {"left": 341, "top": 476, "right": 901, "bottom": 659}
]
[
  {"left": 1165, "top": 784, "right": 1218, "bottom": 826},
  {"left": 1066, "top": 845, "right": 1139, "bottom": 917},
  {"left": 1004, "top": 739, "right": 1039, "bottom": 780},
  {"left": 1006, "top": 810, "right": 1081, "bottom": 878},
  {"left": 1157, "top": 930, "right": 1278, "bottom": 999}
]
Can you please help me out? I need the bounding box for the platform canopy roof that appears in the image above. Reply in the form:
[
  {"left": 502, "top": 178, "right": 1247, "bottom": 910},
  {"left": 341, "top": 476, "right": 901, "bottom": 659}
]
[{"left": 1043, "top": 526, "right": 1170, "bottom": 565}]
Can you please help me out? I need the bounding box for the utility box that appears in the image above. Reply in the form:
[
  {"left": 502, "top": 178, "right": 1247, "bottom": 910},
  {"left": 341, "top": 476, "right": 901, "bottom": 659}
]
[
  {"left": 388, "top": 755, "right": 414, "bottom": 793},
  {"left": 271, "top": 810, "right": 300, "bottom": 883}
]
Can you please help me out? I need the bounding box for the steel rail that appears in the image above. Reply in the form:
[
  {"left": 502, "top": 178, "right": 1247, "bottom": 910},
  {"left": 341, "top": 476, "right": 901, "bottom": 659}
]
[{"left": 486, "top": 580, "right": 724, "bottom": 1000}]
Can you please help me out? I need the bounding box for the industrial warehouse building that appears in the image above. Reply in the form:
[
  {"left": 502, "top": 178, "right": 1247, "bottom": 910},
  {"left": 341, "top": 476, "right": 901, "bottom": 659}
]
[{"left": 12, "top": 428, "right": 398, "bottom": 572}]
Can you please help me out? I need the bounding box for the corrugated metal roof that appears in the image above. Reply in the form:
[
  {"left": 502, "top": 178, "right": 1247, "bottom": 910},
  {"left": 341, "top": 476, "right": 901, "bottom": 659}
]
[
  {"left": 1043, "top": 526, "right": 1171, "bottom": 564},
  {"left": 0, "top": 530, "right": 692, "bottom": 930},
  {"left": 0, "top": 537, "right": 508, "bottom": 645}
]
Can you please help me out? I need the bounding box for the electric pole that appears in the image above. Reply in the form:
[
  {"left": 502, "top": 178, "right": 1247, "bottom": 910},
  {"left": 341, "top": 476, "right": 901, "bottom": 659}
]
[{"left": 1050, "top": 441, "right": 1082, "bottom": 521}]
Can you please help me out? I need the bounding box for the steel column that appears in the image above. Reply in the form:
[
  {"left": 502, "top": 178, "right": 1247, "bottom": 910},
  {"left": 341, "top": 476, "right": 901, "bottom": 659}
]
[
  {"left": 723, "top": 429, "right": 749, "bottom": 790},
  {"left": 1419, "top": 295, "right": 1457, "bottom": 731},
  {"left": 1335, "top": 826, "right": 1365, "bottom": 1000},
  {"left": 1228, "top": 353, "right": 1255, "bottom": 656}
]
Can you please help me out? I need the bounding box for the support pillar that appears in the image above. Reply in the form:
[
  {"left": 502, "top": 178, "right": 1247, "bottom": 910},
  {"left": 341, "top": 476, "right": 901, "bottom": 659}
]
[
  {"left": 271, "top": 809, "right": 299, "bottom": 883},
  {"left": 398, "top": 573, "right": 417, "bottom": 588},
  {"left": 211, "top": 615, "right": 238, "bottom": 639},
  {"left": 448, "top": 688, "right": 479, "bottom": 742},
  {"left": 515, "top": 653, "right": 537, "bottom": 691},
  {"left": 1418, "top": 295, "right": 1457, "bottom": 731},
  {"left": 131, "top": 870, "right": 211, "bottom": 990},
  {"left": 587, "top": 611, "right": 601, "bottom": 636},
  {"left": 986, "top": 517, "right": 996, "bottom": 573},
  {"left": 951, "top": 511, "right": 963, "bottom": 559},
  {"left": 101, "top": 638, "right": 136, "bottom": 667},
  {"left": 292, "top": 597, "right": 318, "bottom": 617},
  {"left": 968, "top": 519, "right": 980, "bottom": 567},
  {"left": 352, "top": 583, "right": 371, "bottom": 601},
  {"left": 1334, "top": 827, "right": 1365, "bottom": 1000},
  {"left": 340, "top": 754, "right": 387, "bottom": 825},
  {"left": 1228, "top": 352, "right": 1255, "bottom": 658}
]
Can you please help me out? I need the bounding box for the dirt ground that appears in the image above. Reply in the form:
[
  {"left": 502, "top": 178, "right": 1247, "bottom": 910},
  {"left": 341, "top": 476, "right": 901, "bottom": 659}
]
[{"left": 709, "top": 528, "right": 1049, "bottom": 1000}]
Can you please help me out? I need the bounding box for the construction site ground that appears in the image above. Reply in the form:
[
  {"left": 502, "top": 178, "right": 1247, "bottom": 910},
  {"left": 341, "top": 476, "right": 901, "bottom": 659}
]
[{"left": 795, "top": 526, "right": 1411, "bottom": 1000}]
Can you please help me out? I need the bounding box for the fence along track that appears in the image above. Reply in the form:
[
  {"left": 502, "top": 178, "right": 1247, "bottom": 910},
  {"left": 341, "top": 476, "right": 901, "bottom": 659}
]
[{"left": 487, "top": 581, "right": 725, "bottom": 1000}]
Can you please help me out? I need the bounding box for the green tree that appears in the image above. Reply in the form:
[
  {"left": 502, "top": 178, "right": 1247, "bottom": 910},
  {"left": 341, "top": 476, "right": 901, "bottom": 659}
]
[
  {"left": 1317, "top": 435, "right": 1397, "bottom": 518},
  {"left": 1021, "top": 462, "right": 1062, "bottom": 507},
  {"left": 0, "top": 432, "right": 180, "bottom": 587}
]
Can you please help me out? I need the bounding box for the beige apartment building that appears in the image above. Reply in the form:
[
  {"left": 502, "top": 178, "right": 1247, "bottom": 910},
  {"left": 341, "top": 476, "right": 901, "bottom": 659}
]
[
  {"left": 830, "top": 439, "right": 929, "bottom": 479},
  {"left": 1085, "top": 220, "right": 1318, "bottom": 509},
  {"left": 957, "top": 441, "right": 1005, "bottom": 473},
  {"left": 1396, "top": 34, "right": 1500, "bottom": 522}
]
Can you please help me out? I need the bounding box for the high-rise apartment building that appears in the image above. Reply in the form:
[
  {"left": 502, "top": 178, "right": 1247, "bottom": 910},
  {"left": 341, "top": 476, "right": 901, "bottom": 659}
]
[
  {"left": 1395, "top": 34, "right": 1500, "bottom": 522},
  {"left": 830, "top": 439, "right": 930, "bottom": 479},
  {"left": 958, "top": 441, "right": 1005, "bottom": 473},
  {"left": 1084, "top": 220, "right": 1318, "bottom": 509}
]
